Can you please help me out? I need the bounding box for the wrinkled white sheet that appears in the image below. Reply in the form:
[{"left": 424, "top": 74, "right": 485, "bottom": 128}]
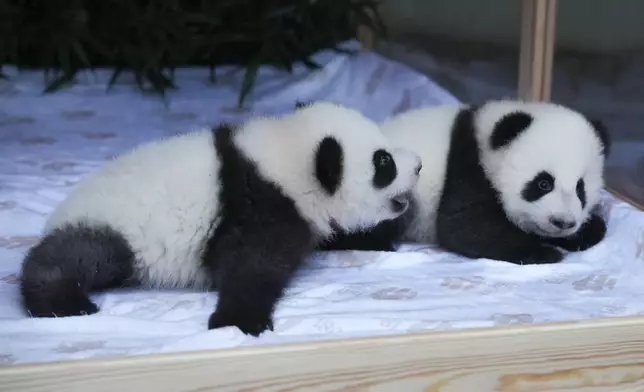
[{"left": 1, "top": 41, "right": 643, "bottom": 365}]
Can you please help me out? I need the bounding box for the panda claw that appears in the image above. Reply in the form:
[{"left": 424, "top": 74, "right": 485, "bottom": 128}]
[
  {"left": 26, "top": 295, "right": 99, "bottom": 318},
  {"left": 208, "top": 309, "right": 274, "bottom": 337}
]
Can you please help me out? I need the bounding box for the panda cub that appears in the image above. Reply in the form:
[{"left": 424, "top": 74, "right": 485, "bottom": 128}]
[
  {"left": 322, "top": 100, "right": 611, "bottom": 265},
  {"left": 20, "top": 102, "right": 422, "bottom": 336}
]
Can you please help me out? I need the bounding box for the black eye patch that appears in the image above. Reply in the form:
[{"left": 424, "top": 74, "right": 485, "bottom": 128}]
[
  {"left": 315, "top": 136, "right": 343, "bottom": 195},
  {"left": 372, "top": 149, "right": 397, "bottom": 189},
  {"left": 576, "top": 178, "right": 586, "bottom": 208},
  {"left": 522, "top": 171, "right": 555, "bottom": 202}
]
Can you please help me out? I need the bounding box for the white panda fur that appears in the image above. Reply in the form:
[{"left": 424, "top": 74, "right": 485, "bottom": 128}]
[
  {"left": 323, "top": 100, "right": 611, "bottom": 265},
  {"left": 376, "top": 104, "right": 463, "bottom": 243},
  {"left": 20, "top": 102, "right": 422, "bottom": 336},
  {"left": 44, "top": 130, "right": 222, "bottom": 290}
]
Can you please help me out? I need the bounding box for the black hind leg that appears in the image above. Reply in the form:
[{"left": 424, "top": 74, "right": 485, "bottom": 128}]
[{"left": 20, "top": 223, "right": 135, "bottom": 318}]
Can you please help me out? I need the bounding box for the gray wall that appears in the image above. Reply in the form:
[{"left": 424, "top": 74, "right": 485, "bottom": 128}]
[{"left": 381, "top": 0, "right": 644, "bottom": 54}]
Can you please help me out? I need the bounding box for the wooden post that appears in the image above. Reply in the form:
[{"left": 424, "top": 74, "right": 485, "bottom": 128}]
[
  {"left": 356, "top": 0, "right": 375, "bottom": 50},
  {"left": 357, "top": 25, "right": 375, "bottom": 50},
  {"left": 518, "top": 0, "right": 557, "bottom": 101}
]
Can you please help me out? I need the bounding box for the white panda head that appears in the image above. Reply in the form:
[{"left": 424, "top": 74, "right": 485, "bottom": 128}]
[
  {"left": 475, "top": 100, "right": 610, "bottom": 238},
  {"left": 236, "top": 101, "right": 423, "bottom": 237}
]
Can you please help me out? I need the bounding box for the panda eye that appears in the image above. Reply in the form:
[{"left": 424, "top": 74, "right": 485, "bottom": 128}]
[
  {"left": 522, "top": 171, "right": 555, "bottom": 202},
  {"left": 372, "top": 149, "right": 397, "bottom": 189},
  {"left": 538, "top": 179, "right": 553, "bottom": 191},
  {"left": 377, "top": 153, "right": 392, "bottom": 167}
]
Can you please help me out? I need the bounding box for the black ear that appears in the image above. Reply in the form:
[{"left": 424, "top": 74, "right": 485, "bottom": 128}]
[
  {"left": 489, "top": 111, "right": 534, "bottom": 150},
  {"left": 590, "top": 118, "right": 611, "bottom": 157},
  {"left": 315, "top": 136, "right": 343, "bottom": 195}
]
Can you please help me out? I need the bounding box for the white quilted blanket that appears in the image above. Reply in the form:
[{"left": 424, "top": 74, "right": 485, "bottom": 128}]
[{"left": 1, "top": 41, "right": 643, "bottom": 365}]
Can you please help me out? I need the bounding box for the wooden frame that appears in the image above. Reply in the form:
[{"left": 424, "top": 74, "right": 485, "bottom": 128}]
[
  {"left": 359, "top": 0, "right": 558, "bottom": 101},
  {"left": 4, "top": 3, "right": 644, "bottom": 392},
  {"left": 3, "top": 307, "right": 644, "bottom": 390},
  {"left": 518, "top": 0, "right": 558, "bottom": 101}
]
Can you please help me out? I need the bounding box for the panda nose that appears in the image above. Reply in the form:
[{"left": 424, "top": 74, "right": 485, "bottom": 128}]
[
  {"left": 549, "top": 217, "right": 576, "bottom": 230},
  {"left": 415, "top": 163, "right": 422, "bottom": 175}
]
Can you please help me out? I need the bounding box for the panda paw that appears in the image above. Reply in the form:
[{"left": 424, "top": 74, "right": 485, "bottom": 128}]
[
  {"left": 208, "top": 309, "right": 274, "bottom": 337},
  {"left": 522, "top": 245, "right": 564, "bottom": 265},
  {"left": 23, "top": 287, "right": 99, "bottom": 318},
  {"left": 568, "top": 214, "right": 607, "bottom": 251},
  {"left": 546, "top": 214, "right": 607, "bottom": 252},
  {"left": 374, "top": 241, "right": 397, "bottom": 252}
]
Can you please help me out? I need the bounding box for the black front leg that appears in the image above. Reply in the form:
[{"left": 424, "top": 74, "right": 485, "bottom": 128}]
[
  {"left": 437, "top": 199, "right": 564, "bottom": 265},
  {"left": 320, "top": 205, "right": 415, "bottom": 253},
  {"left": 546, "top": 214, "right": 607, "bottom": 252},
  {"left": 319, "top": 219, "right": 404, "bottom": 252},
  {"left": 208, "top": 267, "right": 284, "bottom": 336},
  {"left": 208, "top": 124, "right": 316, "bottom": 336},
  {"left": 438, "top": 219, "right": 564, "bottom": 265},
  {"left": 205, "top": 230, "right": 312, "bottom": 337}
]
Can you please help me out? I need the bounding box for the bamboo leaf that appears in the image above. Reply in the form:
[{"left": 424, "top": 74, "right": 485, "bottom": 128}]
[
  {"left": 7, "top": 0, "right": 379, "bottom": 101},
  {"left": 302, "top": 57, "right": 321, "bottom": 69},
  {"left": 183, "top": 13, "right": 222, "bottom": 26},
  {"left": 107, "top": 66, "right": 124, "bottom": 91},
  {"left": 209, "top": 65, "right": 217, "bottom": 84},
  {"left": 332, "top": 46, "right": 357, "bottom": 55},
  {"left": 56, "top": 44, "right": 72, "bottom": 75},
  {"left": 72, "top": 40, "right": 92, "bottom": 68},
  {"left": 43, "top": 71, "right": 75, "bottom": 93},
  {"left": 237, "top": 57, "right": 261, "bottom": 108}
]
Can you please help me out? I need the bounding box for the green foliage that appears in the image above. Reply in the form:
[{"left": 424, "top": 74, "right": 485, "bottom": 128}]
[{"left": 0, "top": 0, "right": 385, "bottom": 106}]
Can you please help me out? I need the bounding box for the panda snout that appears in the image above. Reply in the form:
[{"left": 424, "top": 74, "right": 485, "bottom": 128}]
[
  {"left": 393, "top": 148, "right": 422, "bottom": 178},
  {"left": 390, "top": 195, "right": 410, "bottom": 214},
  {"left": 414, "top": 163, "right": 422, "bottom": 175},
  {"left": 549, "top": 216, "right": 576, "bottom": 230},
  {"left": 410, "top": 153, "right": 422, "bottom": 176}
]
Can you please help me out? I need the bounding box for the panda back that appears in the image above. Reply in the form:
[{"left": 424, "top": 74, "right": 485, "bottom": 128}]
[
  {"left": 45, "top": 130, "right": 221, "bottom": 288},
  {"left": 380, "top": 105, "right": 463, "bottom": 242}
]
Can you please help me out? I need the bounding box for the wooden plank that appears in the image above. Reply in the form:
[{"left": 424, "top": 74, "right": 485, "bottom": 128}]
[
  {"left": 3, "top": 315, "right": 644, "bottom": 391},
  {"left": 518, "top": 0, "right": 535, "bottom": 99},
  {"left": 540, "top": 0, "right": 557, "bottom": 100},
  {"left": 518, "top": 0, "right": 538, "bottom": 100},
  {"left": 355, "top": 0, "right": 375, "bottom": 49},
  {"left": 518, "top": 0, "right": 558, "bottom": 101},
  {"left": 357, "top": 24, "right": 375, "bottom": 50},
  {"left": 606, "top": 185, "right": 644, "bottom": 211}
]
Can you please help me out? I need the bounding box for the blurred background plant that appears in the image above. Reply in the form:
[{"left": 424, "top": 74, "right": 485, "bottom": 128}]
[{"left": 0, "top": 0, "right": 385, "bottom": 107}]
